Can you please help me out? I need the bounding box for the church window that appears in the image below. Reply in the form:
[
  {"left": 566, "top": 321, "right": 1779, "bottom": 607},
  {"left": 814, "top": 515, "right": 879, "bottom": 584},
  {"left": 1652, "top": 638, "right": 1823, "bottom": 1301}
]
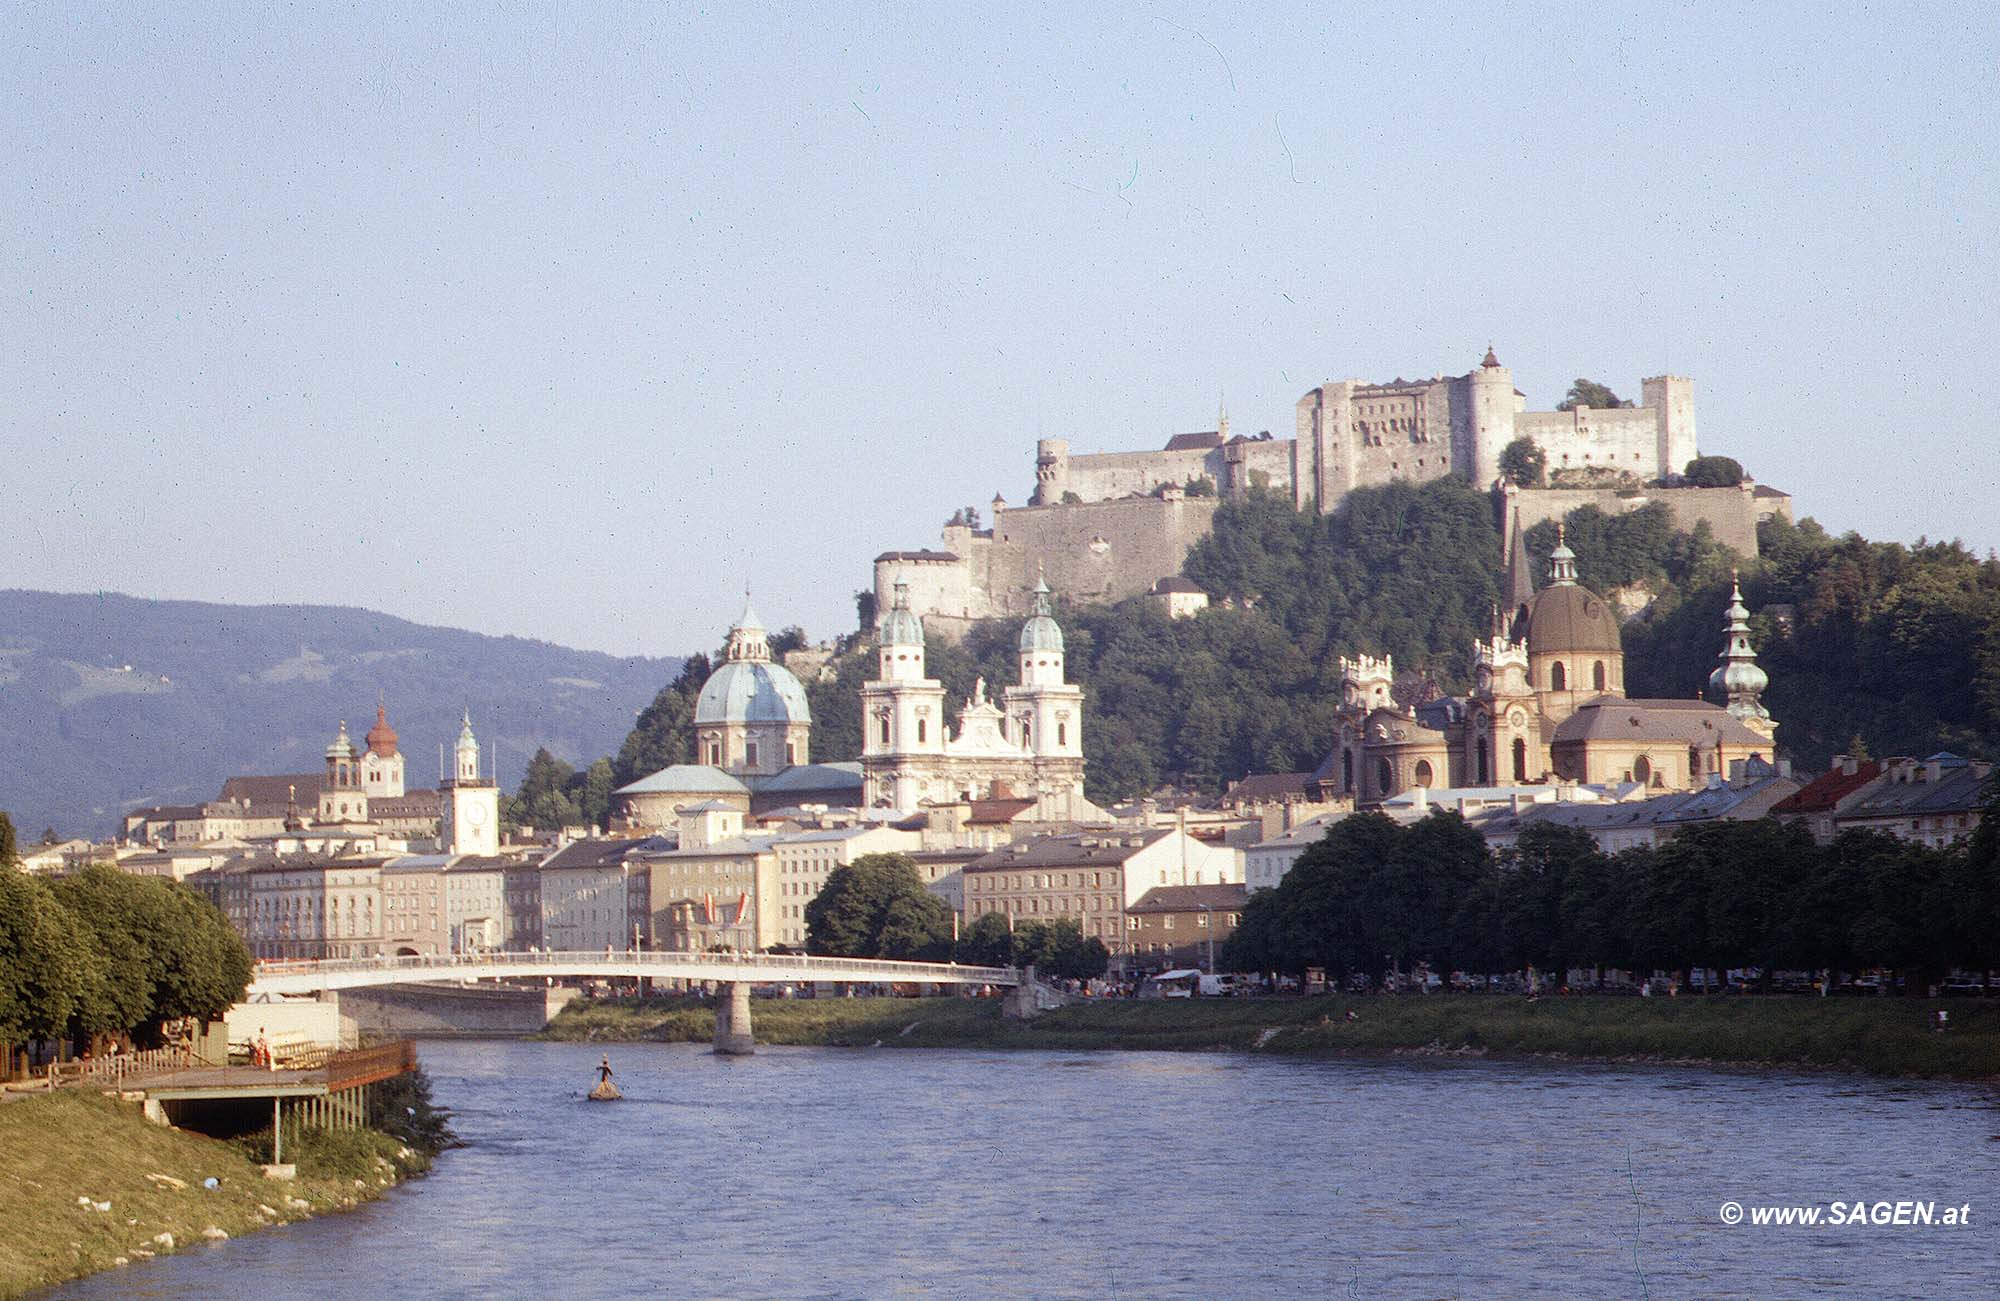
[
  {"left": 1551, "top": 662, "right": 1567, "bottom": 691},
  {"left": 1633, "top": 755, "right": 1653, "bottom": 786},
  {"left": 1512, "top": 738, "right": 1527, "bottom": 782},
  {"left": 1375, "top": 757, "right": 1393, "bottom": 794},
  {"left": 1689, "top": 746, "right": 1702, "bottom": 778},
  {"left": 1593, "top": 661, "right": 1607, "bottom": 692},
  {"left": 1057, "top": 722, "right": 1067, "bottom": 746},
  {"left": 746, "top": 741, "right": 759, "bottom": 768},
  {"left": 879, "top": 716, "right": 891, "bottom": 745},
  {"left": 708, "top": 742, "right": 720, "bottom": 765},
  {"left": 1414, "top": 760, "right": 1434, "bottom": 788},
  {"left": 787, "top": 743, "right": 797, "bottom": 765},
  {"left": 1476, "top": 740, "right": 1490, "bottom": 785},
  {"left": 1342, "top": 750, "right": 1354, "bottom": 793}
]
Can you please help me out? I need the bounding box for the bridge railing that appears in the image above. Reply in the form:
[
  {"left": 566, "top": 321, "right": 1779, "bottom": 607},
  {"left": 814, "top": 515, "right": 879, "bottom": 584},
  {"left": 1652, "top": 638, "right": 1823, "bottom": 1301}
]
[{"left": 252, "top": 950, "right": 1018, "bottom": 986}]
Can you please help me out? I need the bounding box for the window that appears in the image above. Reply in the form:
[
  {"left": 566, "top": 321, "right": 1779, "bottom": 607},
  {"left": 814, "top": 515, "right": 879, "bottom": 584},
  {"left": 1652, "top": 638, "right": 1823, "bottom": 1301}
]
[
  {"left": 787, "top": 743, "right": 797, "bottom": 764},
  {"left": 1196, "top": 913, "right": 1209, "bottom": 928},
  {"left": 1633, "top": 755, "right": 1652, "bottom": 786},
  {"left": 1689, "top": 746, "right": 1702, "bottom": 778},
  {"left": 1414, "top": 760, "right": 1434, "bottom": 788},
  {"left": 1376, "top": 757, "right": 1393, "bottom": 793},
  {"left": 1057, "top": 722, "right": 1067, "bottom": 746},
  {"left": 746, "top": 741, "right": 759, "bottom": 767},
  {"left": 879, "top": 716, "right": 891, "bottom": 745},
  {"left": 1342, "top": 750, "right": 1355, "bottom": 793},
  {"left": 1164, "top": 915, "right": 1175, "bottom": 930},
  {"left": 917, "top": 719, "right": 927, "bottom": 743},
  {"left": 1476, "top": 738, "right": 1490, "bottom": 785},
  {"left": 707, "top": 742, "right": 720, "bottom": 765},
  {"left": 1512, "top": 737, "right": 1528, "bottom": 782},
  {"left": 1593, "top": 660, "right": 1607, "bottom": 691},
  {"left": 1551, "top": 661, "right": 1567, "bottom": 691}
]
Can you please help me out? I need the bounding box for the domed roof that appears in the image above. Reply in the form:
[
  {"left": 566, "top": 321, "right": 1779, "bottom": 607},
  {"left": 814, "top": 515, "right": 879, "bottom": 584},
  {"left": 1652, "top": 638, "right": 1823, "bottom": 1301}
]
[
  {"left": 365, "top": 702, "right": 399, "bottom": 757},
  {"left": 325, "top": 720, "right": 357, "bottom": 761},
  {"left": 1019, "top": 576, "right": 1064, "bottom": 653},
  {"left": 694, "top": 659, "right": 812, "bottom": 726},
  {"left": 1522, "top": 526, "right": 1622, "bottom": 657},
  {"left": 696, "top": 602, "right": 811, "bottom": 726},
  {"left": 879, "top": 578, "right": 924, "bottom": 648}
]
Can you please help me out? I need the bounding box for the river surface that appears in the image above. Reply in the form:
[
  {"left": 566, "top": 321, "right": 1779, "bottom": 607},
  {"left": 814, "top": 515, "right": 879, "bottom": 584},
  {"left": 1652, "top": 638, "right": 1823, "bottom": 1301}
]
[{"left": 47, "top": 1039, "right": 2000, "bottom": 1299}]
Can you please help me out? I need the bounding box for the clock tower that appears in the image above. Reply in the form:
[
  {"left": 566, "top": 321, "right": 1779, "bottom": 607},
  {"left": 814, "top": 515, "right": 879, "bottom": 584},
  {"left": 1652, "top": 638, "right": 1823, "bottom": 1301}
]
[{"left": 441, "top": 710, "right": 499, "bottom": 856}]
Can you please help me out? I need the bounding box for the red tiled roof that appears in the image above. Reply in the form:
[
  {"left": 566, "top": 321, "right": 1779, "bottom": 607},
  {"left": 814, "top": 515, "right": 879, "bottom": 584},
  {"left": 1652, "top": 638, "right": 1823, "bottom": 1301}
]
[{"left": 1771, "top": 762, "right": 1881, "bottom": 815}]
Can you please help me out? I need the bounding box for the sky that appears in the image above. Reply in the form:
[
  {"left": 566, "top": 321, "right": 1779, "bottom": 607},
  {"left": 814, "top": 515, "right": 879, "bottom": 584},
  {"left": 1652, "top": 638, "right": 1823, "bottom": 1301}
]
[{"left": 5, "top": 3, "right": 1998, "bottom": 657}]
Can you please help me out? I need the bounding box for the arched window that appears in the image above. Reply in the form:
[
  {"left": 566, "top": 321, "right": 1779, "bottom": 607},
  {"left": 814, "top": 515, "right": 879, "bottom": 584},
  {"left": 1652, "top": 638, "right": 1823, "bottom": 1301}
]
[
  {"left": 879, "top": 716, "right": 890, "bottom": 745},
  {"left": 1414, "top": 760, "right": 1434, "bottom": 788},
  {"left": 1476, "top": 738, "right": 1490, "bottom": 784},
  {"left": 1057, "top": 722, "right": 1067, "bottom": 746},
  {"left": 1342, "top": 750, "right": 1355, "bottom": 793},
  {"left": 1376, "top": 757, "right": 1394, "bottom": 794},
  {"left": 1633, "top": 755, "right": 1652, "bottom": 786},
  {"left": 746, "top": 741, "right": 759, "bottom": 768},
  {"left": 1593, "top": 660, "right": 1607, "bottom": 692},
  {"left": 1551, "top": 661, "right": 1567, "bottom": 691},
  {"left": 1689, "top": 746, "right": 1701, "bottom": 779},
  {"left": 916, "top": 719, "right": 927, "bottom": 743},
  {"left": 1512, "top": 737, "right": 1528, "bottom": 782}
]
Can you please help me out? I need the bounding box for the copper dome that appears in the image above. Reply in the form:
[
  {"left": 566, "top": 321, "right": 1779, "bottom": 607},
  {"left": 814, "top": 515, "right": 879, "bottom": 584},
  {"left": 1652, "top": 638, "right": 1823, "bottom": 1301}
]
[
  {"left": 1523, "top": 584, "right": 1623, "bottom": 656},
  {"left": 365, "top": 703, "right": 399, "bottom": 757}
]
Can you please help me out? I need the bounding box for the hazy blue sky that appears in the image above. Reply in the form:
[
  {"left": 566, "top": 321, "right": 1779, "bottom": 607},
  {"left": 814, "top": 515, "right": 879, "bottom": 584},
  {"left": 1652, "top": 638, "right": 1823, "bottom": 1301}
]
[{"left": 5, "top": 3, "right": 1997, "bottom": 656}]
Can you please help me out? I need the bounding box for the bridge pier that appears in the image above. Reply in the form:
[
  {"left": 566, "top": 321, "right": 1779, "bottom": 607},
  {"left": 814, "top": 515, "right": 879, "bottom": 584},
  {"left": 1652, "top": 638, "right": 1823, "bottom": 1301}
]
[{"left": 714, "top": 981, "right": 755, "bottom": 1056}]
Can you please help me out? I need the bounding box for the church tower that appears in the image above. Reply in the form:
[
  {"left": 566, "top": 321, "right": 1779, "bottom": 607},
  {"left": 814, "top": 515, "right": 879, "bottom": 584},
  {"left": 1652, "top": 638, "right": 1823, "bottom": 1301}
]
[
  {"left": 317, "top": 721, "right": 369, "bottom": 825},
  {"left": 1709, "top": 572, "right": 1776, "bottom": 745},
  {"left": 861, "top": 577, "right": 948, "bottom": 809},
  {"left": 440, "top": 711, "right": 499, "bottom": 856},
  {"left": 1468, "top": 621, "right": 1539, "bottom": 785},
  {"left": 1007, "top": 577, "right": 1082, "bottom": 758},
  {"left": 361, "top": 700, "right": 405, "bottom": 797}
]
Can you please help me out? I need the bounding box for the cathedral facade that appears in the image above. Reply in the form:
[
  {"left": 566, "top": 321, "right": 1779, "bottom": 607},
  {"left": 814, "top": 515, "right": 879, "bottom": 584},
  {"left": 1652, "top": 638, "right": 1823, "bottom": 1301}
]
[
  {"left": 1317, "top": 531, "right": 1777, "bottom": 806},
  {"left": 860, "top": 577, "right": 1088, "bottom": 816}
]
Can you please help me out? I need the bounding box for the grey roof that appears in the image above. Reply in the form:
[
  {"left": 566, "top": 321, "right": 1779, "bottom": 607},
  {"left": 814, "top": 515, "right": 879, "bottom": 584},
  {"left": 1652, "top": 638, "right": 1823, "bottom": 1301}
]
[
  {"left": 1839, "top": 762, "right": 1988, "bottom": 819},
  {"left": 1128, "top": 884, "right": 1249, "bottom": 913},
  {"left": 1550, "top": 698, "right": 1771, "bottom": 747},
  {"left": 615, "top": 765, "right": 751, "bottom": 797},
  {"left": 748, "top": 762, "right": 864, "bottom": 794},
  {"left": 1150, "top": 576, "right": 1205, "bottom": 594},
  {"left": 381, "top": 854, "right": 453, "bottom": 873},
  {"left": 1250, "top": 812, "right": 1349, "bottom": 851},
  {"left": 539, "top": 836, "right": 669, "bottom": 871},
  {"left": 966, "top": 829, "right": 1171, "bottom": 872}
]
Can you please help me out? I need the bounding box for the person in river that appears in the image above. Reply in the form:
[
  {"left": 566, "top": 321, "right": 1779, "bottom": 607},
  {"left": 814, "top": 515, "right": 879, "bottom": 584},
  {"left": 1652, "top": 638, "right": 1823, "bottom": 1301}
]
[{"left": 597, "top": 1055, "right": 614, "bottom": 1085}]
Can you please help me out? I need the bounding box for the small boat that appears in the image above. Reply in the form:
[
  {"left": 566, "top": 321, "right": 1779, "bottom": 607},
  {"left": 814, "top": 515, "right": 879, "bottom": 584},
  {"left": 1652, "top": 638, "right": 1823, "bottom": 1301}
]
[{"left": 587, "top": 1079, "right": 622, "bottom": 1101}]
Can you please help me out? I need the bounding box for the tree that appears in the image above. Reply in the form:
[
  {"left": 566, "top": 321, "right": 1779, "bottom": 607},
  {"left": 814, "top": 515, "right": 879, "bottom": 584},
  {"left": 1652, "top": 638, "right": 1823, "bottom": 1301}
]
[
  {"left": 1682, "top": 455, "right": 1745, "bottom": 487},
  {"left": 1556, "top": 378, "right": 1622, "bottom": 411},
  {"left": 768, "top": 625, "right": 809, "bottom": 657},
  {"left": 508, "top": 748, "right": 581, "bottom": 831},
  {"left": 1182, "top": 476, "right": 1216, "bottom": 498},
  {"left": 804, "top": 854, "right": 951, "bottom": 959},
  {"left": 854, "top": 589, "right": 877, "bottom": 631},
  {"left": 0, "top": 813, "right": 16, "bottom": 870},
  {"left": 946, "top": 506, "right": 983, "bottom": 529},
  {"left": 1497, "top": 437, "right": 1546, "bottom": 488},
  {"left": 955, "top": 911, "right": 1016, "bottom": 966},
  {"left": 612, "top": 653, "right": 711, "bottom": 786},
  {"left": 0, "top": 870, "right": 98, "bottom": 1047},
  {"left": 1012, "top": 918, "right": 1109, "bottom": 980},
  {"left": 50, "top": 867, "right": 251, "bottom": 1039}
]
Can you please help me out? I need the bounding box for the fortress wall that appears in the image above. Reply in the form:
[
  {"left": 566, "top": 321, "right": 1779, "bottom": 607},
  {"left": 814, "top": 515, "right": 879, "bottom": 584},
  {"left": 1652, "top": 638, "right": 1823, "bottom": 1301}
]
[
  {"left": 1507, "top": 484, "right": 1778, "bottom": 557},
  {"left": 1224, "top": 439, "right": 1297, "bottom": 495},
  {"left": 1062, "top": 448, "right": 1221, "bottom": 502},
  {"left": 873, "top": 555, "right": 985, "bottom": 627},
  {"left": 1515, "top": 408, "right": 1663, "bottom": 480}
]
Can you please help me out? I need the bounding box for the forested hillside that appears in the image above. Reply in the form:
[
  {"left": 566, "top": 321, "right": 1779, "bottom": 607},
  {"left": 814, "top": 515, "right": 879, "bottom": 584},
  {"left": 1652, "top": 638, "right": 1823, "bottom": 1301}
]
[{"left": 554, "top": 481, "right": 2000, "bottom": 820}]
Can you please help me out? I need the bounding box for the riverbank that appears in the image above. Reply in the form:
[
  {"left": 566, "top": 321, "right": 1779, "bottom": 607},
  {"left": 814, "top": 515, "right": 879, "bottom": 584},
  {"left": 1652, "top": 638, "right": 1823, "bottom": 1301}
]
[
  {"left": 0, "top": 1090, "right": 429, "bottom": 1299},
  {"left": 540, "top": 992, "right": 2000, "bottom": 1079}
]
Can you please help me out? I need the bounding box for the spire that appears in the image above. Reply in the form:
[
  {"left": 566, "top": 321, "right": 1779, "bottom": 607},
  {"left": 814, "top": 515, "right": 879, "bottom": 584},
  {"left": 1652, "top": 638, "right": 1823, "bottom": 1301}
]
[
  {"left": 1709, "top": 569, "right": 1771, "bottom": 725},
  {"left": 1481, "top": 344, "right": 1501, "bottom": 369},
  {"left": 1217, "top": 393, "right": 1229, "bottom": 440},
  {"left": 1547, "top": 522, "right": 1579, "bottom": 586},
  {"left": 725, "top": 594, "right": 771, "bottom": 663},
  {"left": 878, "top": 571, "right": 925, "bottom": 648},
  {"left": 1507, "top": 514, "right": 1535, "bottom": 611},
  {"left": 456, "top": 709, "right": 478, "bottom": 752}
]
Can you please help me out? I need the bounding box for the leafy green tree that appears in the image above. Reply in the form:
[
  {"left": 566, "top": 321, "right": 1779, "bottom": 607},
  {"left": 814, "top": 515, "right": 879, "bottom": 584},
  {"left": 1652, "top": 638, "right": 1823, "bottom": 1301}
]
[
  {"left": 1500, "top": 822, "right": 1604, "bottom": 976},
  {"left": 1683, "top": 455, "right": 1745, "bottom": 487},
  {"left": 1012, "top": 918, "right": 1109, "bottom": 980},
  {"left": 1498, "top": 437, "right": 1546, "bottom": 488},
  {"left": 954, "top": 911, "right": 1016, "bottom": 966},
  {"left": 50, "top": 867, "right": 251, "bottom": 1037},
  {"left": 576, "top": 758, "right": 617, "bottom": 831},
  {"left": 768, "top": 625, "right": 809, "bottom": 657},
  {"left": 0, "top": 813, "right": 17, "bottom": 870},
  {"left": 804, "top": 854, "right": 951, "bottom": 959},
  {"left": 1556, "top": 378, "right": 1622, "bottom": 411},
  {"left": 508, "top": 748, "right": 582, "bottom": 831},
  {"left": 1182, "top": 476, "right": 1216, "bottom": 497},
  {"left": 612, "top": 653, "right": 711, "bottom": 786},
  {"left": 0, "top": 870, "right": 99, "bottom": 1047}
]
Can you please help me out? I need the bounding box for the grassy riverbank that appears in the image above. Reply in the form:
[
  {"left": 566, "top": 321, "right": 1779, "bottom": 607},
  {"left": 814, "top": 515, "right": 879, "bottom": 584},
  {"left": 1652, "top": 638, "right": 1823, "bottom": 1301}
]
[
  {"left": 540, "top": 992, "right": 2000, "bottom": 1080},
  {"left": 0, "top": 1090, "right": 429, "bottom": 1299}
]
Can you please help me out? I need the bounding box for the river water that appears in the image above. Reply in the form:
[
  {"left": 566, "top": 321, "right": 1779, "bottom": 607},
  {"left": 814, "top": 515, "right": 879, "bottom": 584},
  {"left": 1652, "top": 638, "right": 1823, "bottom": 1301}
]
[{"left": 48, "top": 1039, "right": 2000, "bottom": 1299}]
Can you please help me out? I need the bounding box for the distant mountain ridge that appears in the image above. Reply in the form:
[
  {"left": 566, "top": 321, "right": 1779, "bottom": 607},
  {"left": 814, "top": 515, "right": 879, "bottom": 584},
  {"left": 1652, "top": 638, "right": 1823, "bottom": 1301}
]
[{"left": 0, "top": 590, "right": 681, "bottom": 836}]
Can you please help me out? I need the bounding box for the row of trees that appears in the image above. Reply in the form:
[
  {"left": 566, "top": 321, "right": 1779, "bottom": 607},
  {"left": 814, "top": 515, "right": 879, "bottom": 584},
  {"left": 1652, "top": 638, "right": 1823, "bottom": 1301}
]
[
  {"left": 1221, "top": 811, "right": 2000, "bottom": 989},
  {"left": 802, "top": 854, "right": 1110, "bottom": 979},
  {"left": 0, "top": 865, "right": 252, "bottom": 1051}
]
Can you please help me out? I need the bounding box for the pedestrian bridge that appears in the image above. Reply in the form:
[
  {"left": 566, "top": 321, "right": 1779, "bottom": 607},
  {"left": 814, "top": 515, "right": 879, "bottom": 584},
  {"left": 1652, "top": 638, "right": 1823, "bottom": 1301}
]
[
  {"left": 247, "top": 950, "right": 1023, "bottom": 1056},
  {"left": 247, "top": 950, "right": 1018, "bottom": 998}
]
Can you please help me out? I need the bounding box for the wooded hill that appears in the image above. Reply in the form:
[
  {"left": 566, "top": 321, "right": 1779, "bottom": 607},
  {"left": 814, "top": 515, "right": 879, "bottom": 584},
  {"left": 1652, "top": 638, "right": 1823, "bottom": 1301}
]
[{"left": 561, "top": 480, "right": 2000, "bottom": 817}]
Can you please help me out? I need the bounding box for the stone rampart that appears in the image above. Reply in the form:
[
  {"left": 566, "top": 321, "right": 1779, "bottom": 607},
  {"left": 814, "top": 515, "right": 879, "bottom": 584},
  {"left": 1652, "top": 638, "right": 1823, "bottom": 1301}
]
[{"left": 1504, "top": 482, "right": 1789, "bottom": 558}]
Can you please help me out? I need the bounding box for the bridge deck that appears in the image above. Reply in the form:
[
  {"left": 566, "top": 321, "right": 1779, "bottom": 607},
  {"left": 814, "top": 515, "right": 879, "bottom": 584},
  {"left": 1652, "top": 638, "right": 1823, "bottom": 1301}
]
[{"left": 247, "top": 950, "right": 1020, "bottom": 997}]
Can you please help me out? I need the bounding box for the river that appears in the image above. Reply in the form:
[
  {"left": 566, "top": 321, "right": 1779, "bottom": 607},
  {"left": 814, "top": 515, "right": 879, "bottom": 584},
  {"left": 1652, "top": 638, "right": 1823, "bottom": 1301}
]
[{"left": 47, "top": 1040, "right": 1999, "bottom": 1298}]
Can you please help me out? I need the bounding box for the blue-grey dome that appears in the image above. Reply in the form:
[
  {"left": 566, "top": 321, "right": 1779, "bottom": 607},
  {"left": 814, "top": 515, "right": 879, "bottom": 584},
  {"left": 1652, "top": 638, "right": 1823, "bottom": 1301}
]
[
  {"left": 694, "top": 659, "right": 812, "bottom": 726},
  {"left": 879, "top": 579, "right": 924, "bottom": 647},
  {"left": 1019, "top": 577, "right": 1065, "bottom": 653}
]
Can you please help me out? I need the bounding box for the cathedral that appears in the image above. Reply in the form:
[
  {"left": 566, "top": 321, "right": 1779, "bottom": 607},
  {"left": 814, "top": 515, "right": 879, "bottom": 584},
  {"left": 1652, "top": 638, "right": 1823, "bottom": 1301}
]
[
  {"left": 1316, "top": 529, "right": 1777, "bottom": 805},
  {"left": 861, "top": 576, "right": 1092, "bottom": 816}
]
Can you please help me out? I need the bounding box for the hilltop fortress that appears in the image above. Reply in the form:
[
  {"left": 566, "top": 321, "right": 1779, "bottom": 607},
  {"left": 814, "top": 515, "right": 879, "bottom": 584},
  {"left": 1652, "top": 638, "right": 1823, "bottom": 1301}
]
[{"left": 877, "top": 350, "right": 1790, "bottom": 638}]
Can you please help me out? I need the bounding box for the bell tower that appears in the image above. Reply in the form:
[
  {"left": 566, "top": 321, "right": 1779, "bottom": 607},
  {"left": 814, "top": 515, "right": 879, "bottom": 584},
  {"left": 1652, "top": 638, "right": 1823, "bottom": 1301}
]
[{"left": 440, "top": 710, "right": 499, "bottom": 855}]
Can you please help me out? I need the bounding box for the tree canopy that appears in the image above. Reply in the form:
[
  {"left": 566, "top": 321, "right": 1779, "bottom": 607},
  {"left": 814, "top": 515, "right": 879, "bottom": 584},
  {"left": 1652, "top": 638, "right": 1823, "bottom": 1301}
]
[
  {"left": 1498, "top": 437, "right": 1546, "bottom": 488},
  {"left": 1556, "top": 378, "right": 1623, "bottom": 411},
  {"left": 804, "top": 853, "right": 954, "bottom": 960},
  {"left": 1683, "top": 455, "right": 1745, "bottom": 487}
]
